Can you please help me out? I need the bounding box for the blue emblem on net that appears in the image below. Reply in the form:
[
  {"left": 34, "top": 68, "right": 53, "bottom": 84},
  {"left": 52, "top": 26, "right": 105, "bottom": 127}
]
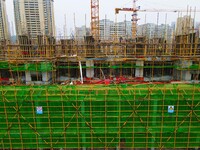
[
  {"left": 168, "top": 106, "right": 174, "bottom": 113},
  {"left": 36, "top": 106, "right": 43, "bottom": 114}
]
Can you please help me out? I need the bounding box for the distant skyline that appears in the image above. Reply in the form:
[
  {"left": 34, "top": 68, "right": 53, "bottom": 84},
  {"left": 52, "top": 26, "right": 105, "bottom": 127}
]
[{"left": 5, "top": 0, "right": 200, "bottom": 36}]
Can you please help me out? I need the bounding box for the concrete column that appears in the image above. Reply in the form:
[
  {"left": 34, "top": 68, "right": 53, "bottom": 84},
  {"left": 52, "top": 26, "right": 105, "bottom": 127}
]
[
  {"left": 86, "top": 60, "right": 94, "bottom": 78},
  {"left": 42, "top": 72, "right": 52, "bottom": 84},
  {"left": 180, "top": 60, "right": 192, "bottom": 81},
  {"left": 182, "top": 70, "right": 191, "bottom": 81},
  {"left": 173, "top": 61, "right": 179, "bottom": 80},
  {"left": 174, "top": 60, "right": 192, "bottom": 81},
  {"left": 135, "top": 60, "right": 144, "bottom": 77},
  {"left": 25, "top": 71, "right": 31, "bottom": 85}
]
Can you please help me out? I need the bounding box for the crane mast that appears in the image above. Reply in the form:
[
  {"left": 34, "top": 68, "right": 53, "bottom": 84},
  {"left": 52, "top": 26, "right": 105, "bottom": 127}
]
[
  {"left": 91, "top": 0, "right": 100, "bottom": 40},
  {"left": 132, "top": 0, "right": 139, "bottom": 39}
]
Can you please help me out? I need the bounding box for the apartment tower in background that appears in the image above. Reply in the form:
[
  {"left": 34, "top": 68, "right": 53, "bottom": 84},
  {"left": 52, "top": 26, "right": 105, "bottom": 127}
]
[
  {"left": 0, "top": 0, "right": 10, "bottom": 41},
  {"left": 13, "top": 0, "right": 55, "bottom": 39}
]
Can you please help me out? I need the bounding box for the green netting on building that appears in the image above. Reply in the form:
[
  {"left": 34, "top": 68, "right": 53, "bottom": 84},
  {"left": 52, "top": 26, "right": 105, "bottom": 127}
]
[
  {"left": 0, "top": 61, "right": 9, "bottom": 69},
  {"left": 9, "top": 62, "right": 54, "bottom": 72},
  {"left": 189, "top": 64, "right": 200, "bottom": 70},
  {"left": 0, "top": 84, "right": 199, "bottom": 149},
  {"left": 2, "top": 61, "right": 200, "bottom": 71},
  {"left": 174, "top": 64, "right": 200, "bottom": 70},
  {"left": 57, "top": 64, "right": 174, "bottom": 69}
]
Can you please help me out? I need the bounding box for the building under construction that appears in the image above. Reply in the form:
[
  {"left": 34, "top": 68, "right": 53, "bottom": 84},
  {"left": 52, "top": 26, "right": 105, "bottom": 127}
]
[
  {"left": 0, "top": 29, "right": 199, "bottom": 150},
  {"left": 0, "top": 0, "right": 200, "bottom": 150}
]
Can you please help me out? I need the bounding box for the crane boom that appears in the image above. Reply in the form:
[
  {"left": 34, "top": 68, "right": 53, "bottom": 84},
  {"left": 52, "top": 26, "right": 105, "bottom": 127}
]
[
  {"left": 115, "top": 8, "right": 200, "bottom": 14},
  {"left": 91, "top": 0, "right": 100, "bottom": 40}
]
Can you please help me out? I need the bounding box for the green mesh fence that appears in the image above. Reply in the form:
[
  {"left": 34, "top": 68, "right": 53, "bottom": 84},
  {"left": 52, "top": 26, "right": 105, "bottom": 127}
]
[{"left": 0, "top": 84, "right": 200, "bottom": 149}]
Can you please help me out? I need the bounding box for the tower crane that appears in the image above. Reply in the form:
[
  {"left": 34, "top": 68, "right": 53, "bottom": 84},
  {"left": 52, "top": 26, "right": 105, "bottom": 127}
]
[
  {"left": 115, "top": 0, "right": 139, "bottom": 39},
  {"left": 115, "top": 1, "right": 200, "bottom": 39},
  {"left": 91, "top": 0, "right": 100, "bottom": 41}
]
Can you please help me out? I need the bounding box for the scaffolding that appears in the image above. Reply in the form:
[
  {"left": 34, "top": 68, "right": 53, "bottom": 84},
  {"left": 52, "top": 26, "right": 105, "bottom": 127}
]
[
  {"left": 0, "top": 84, "right": 199, "bottom": 149},
  {"left": 0, "top": 34, "right": 198, "bottom": 60}
]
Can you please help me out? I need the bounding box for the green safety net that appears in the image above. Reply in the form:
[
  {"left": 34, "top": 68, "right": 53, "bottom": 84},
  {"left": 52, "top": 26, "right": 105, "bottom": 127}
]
[
  {"left": 0, "top": 84, "right": 199, "bottom": 149},
  {"left": 0, "top": 61, "right": 9, "bottom": 69},
  {"left": 174, "top": 64, "right": 200, "bottom": 70},
  {"left": 1, "top": 61, "right": 200, "bottom": 70},
  {"left": 57, "top": 64, "right": 175, "bottom": 69},
  {"left": 189, "top": 64, "right": 200, "bottom": 70},
  {"left": 9, "top": 62, "right": 54, "bottom": 72}
]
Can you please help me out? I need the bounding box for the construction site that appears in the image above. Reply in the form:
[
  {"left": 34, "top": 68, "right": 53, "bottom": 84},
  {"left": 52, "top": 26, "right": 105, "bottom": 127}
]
[{"left": 0, "top": 0, "right": 200, "bottom": 149}]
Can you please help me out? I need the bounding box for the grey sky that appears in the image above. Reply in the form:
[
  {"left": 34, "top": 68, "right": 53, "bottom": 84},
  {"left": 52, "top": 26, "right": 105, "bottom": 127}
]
[{"left": 6, "top": 0, "right": 200, "bottom": 36}]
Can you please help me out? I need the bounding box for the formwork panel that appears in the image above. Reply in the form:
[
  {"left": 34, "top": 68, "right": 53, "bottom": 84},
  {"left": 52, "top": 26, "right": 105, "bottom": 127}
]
[{"left": 0, "top": 84, "right": 199, "bottom": 149}]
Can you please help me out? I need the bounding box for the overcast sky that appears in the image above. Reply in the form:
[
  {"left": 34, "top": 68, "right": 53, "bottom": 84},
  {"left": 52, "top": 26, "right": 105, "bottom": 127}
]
[{"left": 5, "top": 0, "right": 200, "bottom": 36}]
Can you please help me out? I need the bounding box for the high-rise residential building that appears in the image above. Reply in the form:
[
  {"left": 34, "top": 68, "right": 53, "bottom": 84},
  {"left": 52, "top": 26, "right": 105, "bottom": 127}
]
[
  {"left": 110, "top": 21, "right": 132, "bottom": 39},
  {"left": 13, "top": 0, "right": 55, "bottom": 39},
  {"left": 0, "top": 0, "right": 10, "bottom": 41},
  {"left": 99, "top": 19, "right": 113, "bottom": 40},
  {"left": 171, "top": 22, "right": 176, "bottom": 31},
  {"left": 99, "top": 19, "right": 132, "bottom": 41},
  {"left": 137, "top": 23, "right": 156, "bottom": 38},
  {"left": 137, "top": 23, "right": 174, "bottom": 42}
]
